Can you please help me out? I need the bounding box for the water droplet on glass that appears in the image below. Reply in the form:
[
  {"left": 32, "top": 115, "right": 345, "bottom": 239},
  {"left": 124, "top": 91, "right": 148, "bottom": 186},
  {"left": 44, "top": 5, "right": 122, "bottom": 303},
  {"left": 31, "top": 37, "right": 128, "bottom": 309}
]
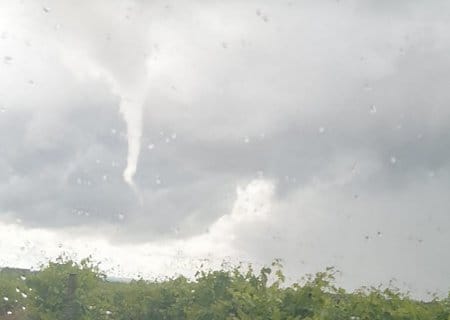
[
  {"left": 20, "top": 276, "right": 26, "bottom": 281},
  {"left": 3, "top": 56, "right": 12, "bottom": 64},
  {"left": 3, "top": 297, "right": 9, "bottom": 301},
  {"left": 105, "top": 310, "right": 112, "bottom": 315},
  {"left": 377, "top": 231, "right": 382, "bottom": 237},
  {"left": 102, "top": 174, "right": 108, "bottom": 181},
  {"left": 117, "top": 213, "right": 125, "bottom": 220},
  {"left": 171, "top": 133, "right": 177, "bottom": 140},
  {"left": 390, "top": 156, "right": 397, "bottom": 164},
  {"left": 42, "top": 6, "right": 50, "bottom": 13},
  {"left": 369, "top": 105, "right": 377, "bottom": 114},
  {"left": 244, "top": 136, "right": 250, "bottom": 143},
  {"left": 15, "top": 288, "right": 20, "bottom": 293},
  {"left": 21, "top": 293, "right": 27, "bottom": 298},
  {"left": 165, "top": 137, "right": 171, "bottom": 143},
  {"left": 155, "top": 178, "right": 161, "bottom": 185},
  {"left": 111, "top": 128, "right": 117, "bottom": 135},
  {"left": 318, "top": 127, "right": 325, "bottom": 134},
  {"left": 222, "top": 42, "right": 228, "bottom": 49},
  {"left": 148, "top": 143, "right": 155, "bottom": 150},
  {"left": 7, "top": 311, "right": 12, "bottom": 315},
  {"left": 22, "top": 306, "right": 26, "bottom": 310},
  {"left": 428, "top": 170, "right": 435, "bottom": 178}
]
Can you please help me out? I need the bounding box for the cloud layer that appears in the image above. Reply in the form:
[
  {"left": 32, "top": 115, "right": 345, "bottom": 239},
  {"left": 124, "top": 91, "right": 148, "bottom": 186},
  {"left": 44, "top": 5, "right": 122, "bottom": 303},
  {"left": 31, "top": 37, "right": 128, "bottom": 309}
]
[{"left": 0, "top": 0, "right": 449, "bottom": 297}]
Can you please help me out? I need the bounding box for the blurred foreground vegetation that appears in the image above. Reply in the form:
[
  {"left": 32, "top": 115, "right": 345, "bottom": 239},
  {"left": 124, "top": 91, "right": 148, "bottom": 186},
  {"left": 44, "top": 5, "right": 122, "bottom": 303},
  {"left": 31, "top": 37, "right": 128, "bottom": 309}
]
[{"left": 0, "top": 257, "right": 449, "bottom": 320}]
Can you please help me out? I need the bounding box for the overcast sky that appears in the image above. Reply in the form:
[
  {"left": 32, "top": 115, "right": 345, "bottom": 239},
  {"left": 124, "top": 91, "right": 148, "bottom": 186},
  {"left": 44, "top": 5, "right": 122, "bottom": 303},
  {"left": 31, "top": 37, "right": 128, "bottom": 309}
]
[{"left": 0, "top": 0, "right": 449, "bottom": 298}]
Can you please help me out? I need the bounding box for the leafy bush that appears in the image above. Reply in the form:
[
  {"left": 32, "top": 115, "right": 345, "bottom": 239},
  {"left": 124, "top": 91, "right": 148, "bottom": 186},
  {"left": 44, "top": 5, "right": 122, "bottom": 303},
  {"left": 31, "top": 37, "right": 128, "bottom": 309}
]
[{"left": 0, "top": 257, "right": 448, "bottom": 320}]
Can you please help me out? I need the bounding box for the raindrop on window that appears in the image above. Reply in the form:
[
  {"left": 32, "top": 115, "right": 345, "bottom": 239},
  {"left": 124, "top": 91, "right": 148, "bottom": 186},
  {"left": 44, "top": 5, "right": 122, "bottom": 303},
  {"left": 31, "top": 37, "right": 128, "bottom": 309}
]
[
  {"left": 390, "top": 156, "right": 397, "bottom": 164},
  {"left": 244, "top": 136, "right": 250, "bottom": 143},
  {"left": 369, "top": 105, "right": 377, "bottom": 114},
  {"left": 3, "top": 56, "right": 12, "bottom": 64},
  {"left": 42, "top": 6, "right": 50, "bottom": 13},
  {"left": 318, "top": 127, "right": 325, "bottom": 134},
  {"left": 148, "top": 143, "right": 155, "bottom": 150}
]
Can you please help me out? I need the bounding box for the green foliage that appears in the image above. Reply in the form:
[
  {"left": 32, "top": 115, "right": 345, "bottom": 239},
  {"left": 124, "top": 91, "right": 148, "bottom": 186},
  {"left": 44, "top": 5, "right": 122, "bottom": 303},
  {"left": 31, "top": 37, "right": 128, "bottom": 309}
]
[{"left": 0, "top": 257, "right": 448, "bottom": 320}]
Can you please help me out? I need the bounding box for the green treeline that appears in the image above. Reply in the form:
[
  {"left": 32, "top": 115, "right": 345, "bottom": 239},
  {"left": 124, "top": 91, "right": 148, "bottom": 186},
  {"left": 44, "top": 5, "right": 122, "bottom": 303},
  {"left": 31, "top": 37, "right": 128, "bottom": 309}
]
[{"left": 0, "top": 257, "right": 449, "bottom": 320}]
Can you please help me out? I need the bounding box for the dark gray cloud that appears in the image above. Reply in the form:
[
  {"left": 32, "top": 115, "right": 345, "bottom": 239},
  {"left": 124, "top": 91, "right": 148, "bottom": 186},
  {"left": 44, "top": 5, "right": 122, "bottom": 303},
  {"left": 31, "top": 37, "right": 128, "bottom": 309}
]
[{"left": 0, "top": 0, "right": 449, "bottom": 296}]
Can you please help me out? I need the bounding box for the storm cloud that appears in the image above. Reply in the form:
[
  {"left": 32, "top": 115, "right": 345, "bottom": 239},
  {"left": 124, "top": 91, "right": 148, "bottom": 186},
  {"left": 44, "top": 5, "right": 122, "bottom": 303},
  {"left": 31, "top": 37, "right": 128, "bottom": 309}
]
[{"left": 0, "top": 0, "right": 449, "bottom": 297}]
